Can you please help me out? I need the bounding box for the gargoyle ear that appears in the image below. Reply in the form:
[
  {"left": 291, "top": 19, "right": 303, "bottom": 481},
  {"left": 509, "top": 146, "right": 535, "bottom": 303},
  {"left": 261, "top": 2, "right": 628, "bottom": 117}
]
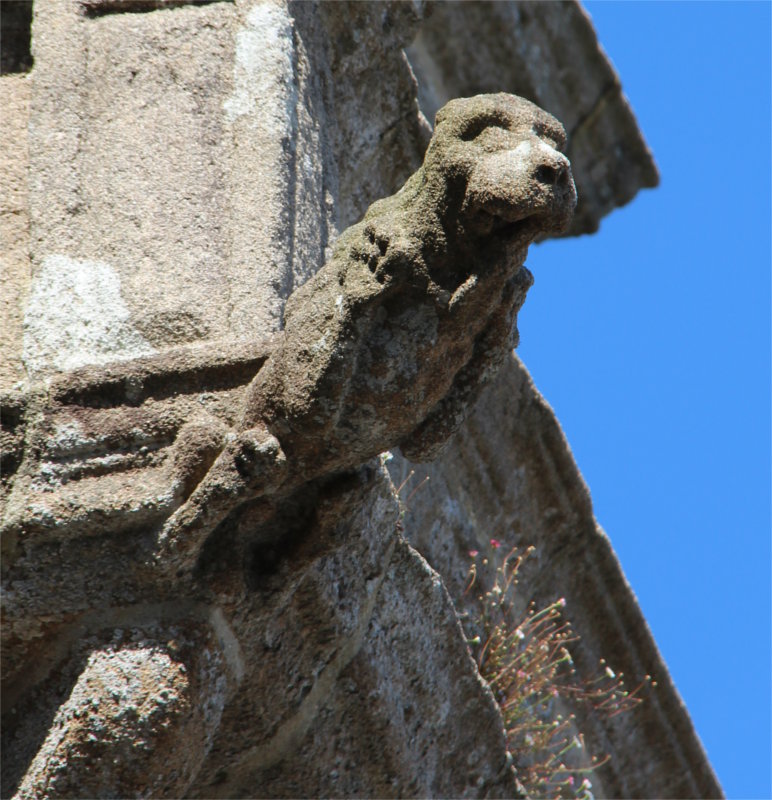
[
  {"left": 433, "top": 97, "right": 474, "bottom": 129},
  {"left": 433, "top": 103, "right": 453, "bottom": 129}
]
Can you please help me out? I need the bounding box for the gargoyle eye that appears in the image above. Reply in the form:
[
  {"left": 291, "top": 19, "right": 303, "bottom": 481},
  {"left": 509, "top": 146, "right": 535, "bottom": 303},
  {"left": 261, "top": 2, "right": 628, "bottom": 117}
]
[
  {"left": 459, "top": 117, "right": 511, "bottom": 142},
  {"left": 463, "top": 125, "right": 513, "bottom": 152}
]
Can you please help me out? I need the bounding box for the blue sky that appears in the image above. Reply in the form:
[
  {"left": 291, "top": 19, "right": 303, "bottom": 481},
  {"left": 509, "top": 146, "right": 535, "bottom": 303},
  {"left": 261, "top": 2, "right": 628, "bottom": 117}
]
[{"left": 516, "top": 3, "right": 771, "bottom": 798}]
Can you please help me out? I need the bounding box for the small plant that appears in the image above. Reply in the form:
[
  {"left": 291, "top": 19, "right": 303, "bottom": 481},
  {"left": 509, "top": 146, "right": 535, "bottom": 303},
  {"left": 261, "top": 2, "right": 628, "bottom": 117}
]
[{"left": 465, "top": 541, "right": 653, "bottom": 800}]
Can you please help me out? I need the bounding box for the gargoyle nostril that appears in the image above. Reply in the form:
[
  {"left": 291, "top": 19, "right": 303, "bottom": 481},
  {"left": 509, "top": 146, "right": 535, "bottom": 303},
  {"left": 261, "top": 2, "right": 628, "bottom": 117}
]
[{"left": 534, "top": 163, "right": 566, "bottom": 186}]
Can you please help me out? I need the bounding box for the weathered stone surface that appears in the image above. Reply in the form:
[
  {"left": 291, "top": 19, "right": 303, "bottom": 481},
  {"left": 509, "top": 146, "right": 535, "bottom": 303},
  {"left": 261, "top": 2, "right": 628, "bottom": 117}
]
[
  {"left": 388, "top": 355, "right": 723, "bottom": 799},
  {"left": 12, "top": 621, "right": 230, "bottom": 799},
  {"left": 0, "top": 339, "right": 270, "bottom": 567},
  {"left": 20, "top": 0, "right": 429, "bottom": 379},
  {"left": 2, "top": 89, "right": 576, "bottom": 555},
  {"left": 26, "top": 0, "right": 239, "bottom": 372},
  {"left": 2, "top": 456, "right": 520, "bottom": 798},
  {"left": 189, "top": 466, "right": 520, "bottom": 799},
  {"left": 0, "top": 74, "right": 31, "bottom": 391},
  {"left": 309, "top": 0, "right": 430, "bottom": 229},
  {"left": 407, "top": 0, "right": 659, "bottom": 235}
]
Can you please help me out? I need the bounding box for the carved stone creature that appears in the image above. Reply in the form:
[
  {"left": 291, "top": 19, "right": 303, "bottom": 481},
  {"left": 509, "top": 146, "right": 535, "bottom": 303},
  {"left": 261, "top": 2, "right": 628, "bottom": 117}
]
[
  {"left": 1, "top": 93, "right": 575, "bottom": 798},
  {"left": 159, "top": 93, "right": 576, "bottom": 571}
]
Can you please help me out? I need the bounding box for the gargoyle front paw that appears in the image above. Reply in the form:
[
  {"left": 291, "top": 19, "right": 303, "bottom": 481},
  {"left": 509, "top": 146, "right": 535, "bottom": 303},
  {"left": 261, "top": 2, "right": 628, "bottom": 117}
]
[
  {"left": 157, "top": 428, "right": 287, "bottom": 574},
  {"left": 232, "top": 428, "right": 287, "bottom": 491}
]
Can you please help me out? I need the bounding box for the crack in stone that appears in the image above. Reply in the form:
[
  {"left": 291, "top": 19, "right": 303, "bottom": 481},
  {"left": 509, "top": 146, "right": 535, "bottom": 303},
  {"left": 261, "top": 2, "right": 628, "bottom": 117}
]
[
  {"left": 567, "top": 80, "right": 620, "bottom": 147},
  {"left": 79, "top": 0, "right": 234, "bottom": 18}
]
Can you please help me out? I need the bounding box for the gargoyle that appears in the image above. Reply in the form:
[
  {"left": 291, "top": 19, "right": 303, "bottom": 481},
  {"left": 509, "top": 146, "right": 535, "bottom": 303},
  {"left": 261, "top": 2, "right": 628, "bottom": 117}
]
[
  {"left": 159, "top": 93, "right": 576, "bottom": 571},
  {"left": 1, "top": 93, "right": 575, "bottom": 798}
]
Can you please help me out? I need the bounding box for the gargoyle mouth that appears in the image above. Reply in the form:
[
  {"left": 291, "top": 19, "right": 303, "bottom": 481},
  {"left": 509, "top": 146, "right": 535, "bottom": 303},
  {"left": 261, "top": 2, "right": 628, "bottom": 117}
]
[
  {"left": 468, "top": 192, "right": 575, "bottom": 243},
  {"left": 489, "top": 213, "right": 535, "bottom": 239},
  {"left": 481, "top": 211, "right": 552, "bottom": 246},
  {"left": 487, "top": 196, "right": 575, "bottom": 241}
]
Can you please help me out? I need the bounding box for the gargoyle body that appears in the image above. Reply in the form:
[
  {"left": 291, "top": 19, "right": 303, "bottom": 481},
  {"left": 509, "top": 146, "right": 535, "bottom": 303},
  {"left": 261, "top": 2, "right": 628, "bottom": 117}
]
[{"left": 159, "top": 93, "right": 576, "bottom": 570}]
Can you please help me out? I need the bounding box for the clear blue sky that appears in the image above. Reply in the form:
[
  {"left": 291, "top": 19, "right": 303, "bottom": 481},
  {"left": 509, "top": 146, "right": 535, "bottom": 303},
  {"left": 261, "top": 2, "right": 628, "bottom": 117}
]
[{"left": 517, "top": 3, "right": 771, "bottom": 798}]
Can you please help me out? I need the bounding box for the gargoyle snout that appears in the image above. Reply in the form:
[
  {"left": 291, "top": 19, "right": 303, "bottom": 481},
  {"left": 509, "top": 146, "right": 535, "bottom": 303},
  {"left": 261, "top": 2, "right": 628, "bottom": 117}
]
[
  {"left": 511, "top": 137, "right": 576, "bottom": 216},
  {"left": 530, "top": 144, "right": 576, "bottom": 227},
  {"left": 534, "top": 154, "right": 570, "bottom": 189},
  {"left": 462, "top": 135, "right": 576, "bottom": 235}
]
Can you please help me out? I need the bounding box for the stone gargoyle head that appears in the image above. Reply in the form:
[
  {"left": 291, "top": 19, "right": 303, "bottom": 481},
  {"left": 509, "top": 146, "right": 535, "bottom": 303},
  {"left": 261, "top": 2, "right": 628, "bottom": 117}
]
[{"left": 415, "top": 93, "right": 576, "bottom": 246}]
